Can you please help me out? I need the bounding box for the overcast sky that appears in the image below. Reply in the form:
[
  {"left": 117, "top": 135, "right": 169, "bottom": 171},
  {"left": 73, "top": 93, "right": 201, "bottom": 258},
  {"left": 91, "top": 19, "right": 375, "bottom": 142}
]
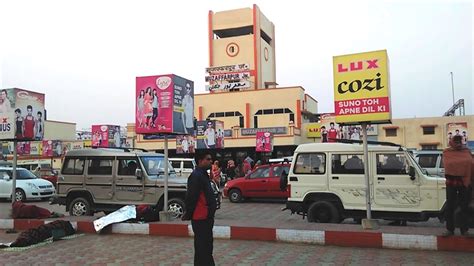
[{"left": 1, "top": 0, "right": 472, "bottom": 130}]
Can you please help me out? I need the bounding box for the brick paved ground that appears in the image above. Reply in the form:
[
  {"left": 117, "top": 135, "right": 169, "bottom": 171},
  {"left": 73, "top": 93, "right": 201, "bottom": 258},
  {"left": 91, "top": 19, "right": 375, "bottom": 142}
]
[{"left": 1, "top": 231, "right": 473, "bottom": 265}]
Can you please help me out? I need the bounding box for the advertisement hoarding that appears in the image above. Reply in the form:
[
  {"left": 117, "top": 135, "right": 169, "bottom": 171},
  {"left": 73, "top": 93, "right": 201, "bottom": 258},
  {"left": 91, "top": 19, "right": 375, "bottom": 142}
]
[
  {"left": 29, "top": 142, "right": 41, "bottom": 156},
  {"left": 135, "top": 74, "right": 194, "bottom": 135},
  {"left": 92, "top": 125, "right": 109, "bottom": 147},
  {"left": 196, "top": 120, "right": 224, "bottom": 149},
  {"left": 176, "top": 135, "right": 196, "bottom": 154},
  {"left": 306, "top": 123, "right": 321, "bottom": 138},
  {"left": 42, "top": 140, "right": 53, "bottom": 157},
  {"left": 333, "top": 50, "right": 391, "bottom": 124},
  {"left": 17, "top": 142, "right": 31, "bottom": 155},
  {"left": 305, "top": 113, "right": 378, "bottom": 141},
  {"left": 256, "top": 132, "right": 273, "bottom": 152},
  {"left": 447, "top": 122, "right": 468, "bottom": 146},
  {"left": 0, "top": 88, "right": 45, "bottom": 141}
]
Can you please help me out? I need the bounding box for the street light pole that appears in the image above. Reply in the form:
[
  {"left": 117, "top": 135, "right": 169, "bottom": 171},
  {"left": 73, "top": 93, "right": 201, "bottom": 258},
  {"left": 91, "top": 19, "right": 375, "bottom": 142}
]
[{"left": 450, "top": 72, "right": 455, "bottom": 106}]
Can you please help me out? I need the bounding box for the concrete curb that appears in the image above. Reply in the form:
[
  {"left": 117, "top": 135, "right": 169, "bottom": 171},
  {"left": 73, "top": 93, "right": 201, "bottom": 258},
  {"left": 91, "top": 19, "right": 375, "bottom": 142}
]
[{"left": 1, "top": 219, "right": 473, "bottom": 252}]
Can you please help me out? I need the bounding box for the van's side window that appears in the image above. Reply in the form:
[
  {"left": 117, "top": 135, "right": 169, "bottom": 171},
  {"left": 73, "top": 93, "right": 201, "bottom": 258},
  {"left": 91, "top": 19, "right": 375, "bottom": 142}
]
[
  {"left": 63, "top": 158, "right": 85, "bottom": 175},
  {"left": 171, "top": 161, "right": 181, "bottom": 170},
  {"left": 332, "top": 154, "right": 364, "bottom": 174},
  {"left": 294, "top": 153, "right": 326, "bottom": 174},
  {"left": 118, "top": 158, "right": 140, "bottom": 176},
  {"left": 183, "top": 161, "right": 194, "bottom": 169},
  {"left": 88, "top": 158, "right": 113, "bottom": 175},
  {"left": 417, "top": 154, "right": 438, "bottom": 168},
  {"left": 376, "top": 154, "right": 408, "bottom": 175}
]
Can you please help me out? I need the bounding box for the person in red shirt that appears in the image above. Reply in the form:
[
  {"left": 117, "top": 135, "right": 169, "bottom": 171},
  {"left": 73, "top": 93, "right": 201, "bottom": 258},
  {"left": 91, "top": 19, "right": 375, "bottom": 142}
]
[
  {"left": 23, "top": 105, "right": 36, "bottom": 140},
  {"left": 182, "top": 152, "right": 217, "bottom": 266},
  {"left": 327, "top": 122, "right": 338, "bottom": 143}
]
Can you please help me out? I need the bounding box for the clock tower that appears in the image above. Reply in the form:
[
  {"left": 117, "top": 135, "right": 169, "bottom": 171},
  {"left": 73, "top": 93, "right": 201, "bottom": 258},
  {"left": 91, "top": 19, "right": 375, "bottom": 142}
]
[{"left": 207, "top": 4, "right": 276, "bottom": 92}]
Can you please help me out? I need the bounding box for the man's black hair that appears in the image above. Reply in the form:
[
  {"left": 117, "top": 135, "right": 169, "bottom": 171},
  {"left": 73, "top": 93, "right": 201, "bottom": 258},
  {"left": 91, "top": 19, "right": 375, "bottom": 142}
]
[
  {"left": 321, "top": 126, "right": 326, "bottom": 129},
  {"left": 330, "top": 122, "right": 335, "bottom": 126},
  {"left": 27, "top": 105, "right": 33, "bottom": 110},
  {"left": 195, "top": 151, "right": 212, "bottom": 164},
  {"left": 37, "top": 111, "right": 42, "bottom": 115},
  {"left": 1, "top": 89, "right": 7, "bottom": 95},
  {"left": 15, "top": 108, "right": 21, "bottom": 113}
]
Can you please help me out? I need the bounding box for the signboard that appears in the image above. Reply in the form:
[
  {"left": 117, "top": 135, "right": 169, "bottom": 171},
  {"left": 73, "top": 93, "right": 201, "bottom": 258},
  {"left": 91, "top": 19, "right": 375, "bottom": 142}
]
[
  {"left": 0, "top": 88, "right": 45, "bottom": 141},
  {"left": 206, "top": 81, "right": 250, "bottom": 92},
  {"left": 176, "top": 135, "right": 196, "bottom": 154},
  {"left": 447, "top": 122, "right": 468, "bottom": 145},
  {"left": 42, "top": 140, "right": 53, "bottom": 157},
  {"left": 256, "top": 132, "right": 273, "bottom": 152},
  {"left": 205, "top": 72, "right": 250, "bottom": 82},
  {"left": 333, "top": 50, "right": 391, "bottom": 124},
  {"left": 215, "top": 121, "right": 225, "bottom": 149},
  {"left": 241, "top": 127, "right": 287, "bottom": 136},
  {"left": 52, "top": 140, "right": 62, "bottom": 157},
  {"left": 17, "top": 142, "right": 30, "bottom": 155},
  {"left": 306, "top": 123, "right": 321, "bottom": 138},
  {"left": 136, "top": 74, "right": 194, "bottom": 135},
  {"left": 205, "top": 64, "right": 250, "bottom": 74},
  {"left": 196, "top": 120, "right": 223, "bottom": 149},
  {"left": 92, "top": 125, "right": 109, "bottom": 147},
  {"left": 29, "top": 142, "right": 41, "bottom": 155}
]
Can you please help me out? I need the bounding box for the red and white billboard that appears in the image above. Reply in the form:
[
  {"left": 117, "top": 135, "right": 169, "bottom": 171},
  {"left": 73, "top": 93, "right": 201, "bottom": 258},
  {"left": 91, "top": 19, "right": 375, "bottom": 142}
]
[
  {"left": 92, "top": 125, "right": 109, "bottom": 147},
  {"left": 42, "top": 140, "right": 53, "bottom": 157},
  {"left": 136, "top": 74, "right": 194, "bottom": 135},
  {"left": 256, "top": 131, "right": 273, "bottom": 152}
]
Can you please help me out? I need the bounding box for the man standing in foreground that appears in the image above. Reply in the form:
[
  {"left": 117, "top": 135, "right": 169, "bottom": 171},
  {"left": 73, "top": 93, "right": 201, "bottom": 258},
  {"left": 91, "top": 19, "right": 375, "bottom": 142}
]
[
  {"left": 182, "top": 151, "right": 217, "bottom": 265},
  {"left": 443, "top": 135, "right": 472, "bottom": 236}
]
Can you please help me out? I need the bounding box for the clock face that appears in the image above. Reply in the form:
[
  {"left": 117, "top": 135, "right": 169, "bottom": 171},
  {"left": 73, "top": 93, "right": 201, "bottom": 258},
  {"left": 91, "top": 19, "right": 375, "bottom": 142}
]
[
  {"left": 264, "top": 47, "right": 269, "bottom": 62},
  {"left": 226, "top": 42, "right": 240, "bottom": 57}
]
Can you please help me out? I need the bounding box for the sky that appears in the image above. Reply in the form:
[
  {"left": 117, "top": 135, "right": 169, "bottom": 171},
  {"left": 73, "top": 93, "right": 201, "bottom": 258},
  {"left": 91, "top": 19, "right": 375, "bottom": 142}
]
[{"left": 1, "top": 0, "right": 472, "bottom": 130}]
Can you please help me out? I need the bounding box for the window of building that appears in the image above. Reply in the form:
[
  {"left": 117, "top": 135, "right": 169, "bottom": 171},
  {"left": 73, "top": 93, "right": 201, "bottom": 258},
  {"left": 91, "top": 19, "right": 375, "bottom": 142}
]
[
  {"left": 88, "top": 158, "right": 113, "bottom": 175},
  {"left": 289, "top": 114, "right": 295, "bottom": 123},
  {"left": 294, "top": 153, "right": 326, "bottom": 174},
  {"left": 376, "top": 154, "right": 408, "bottom": 175},
  {"left": 239, "top": 116, "right": 244, "bottom": 127},
  {"left": 421, "top": 145, "right": 438, "bottom": 150},
  {"left": 225, "top": 111, "right": 235, "bottom": 117},
  {"left": 274, "top": 108, "right": 284, "bottom": 114},
  {"left": 423, "top": 127, "right": 435, "bottom": 135},
  {"left": 332, "top": 154, "right": 364, "bottom": 174},
  {"left": 263, "top": 109, "right": 273, "bottom": 115},
  {"left": 417, "top": 154, "right": 438, "bottom": 168},
  {"left": 215, "top": 112, "right": 225, "bottom": 117},
  {"left": 254, "top": 116, "right": 258, "bottom": 128},
  {"left": 118, "top": 158, "right": 140, "bottom": 176},
  {"left": 207, "top": 111, "right": 243, "bottom": 119},
  {"left": 385, "top": 128, "right": 397, "bottom": 137},
  {"left": 62, "top": 158, "right": 85, "bottom": 175}
]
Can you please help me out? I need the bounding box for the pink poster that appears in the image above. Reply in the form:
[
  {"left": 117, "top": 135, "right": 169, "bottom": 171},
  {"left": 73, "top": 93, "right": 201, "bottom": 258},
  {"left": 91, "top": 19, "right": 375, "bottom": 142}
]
[
  {"left": 17, "top": 142, "right": 31, "bottom": 155},
  {"left": 136, "top": 75, "right": 174, "bottom": 134},
  {"left": 92, "top": 125, "right": 109, "bottom": 147},
  {"left": 42, "top": 140, "right": 53, "bottom": 157},
  {"left": 256, "top": 132, "right": 273, "bottom": 152}
]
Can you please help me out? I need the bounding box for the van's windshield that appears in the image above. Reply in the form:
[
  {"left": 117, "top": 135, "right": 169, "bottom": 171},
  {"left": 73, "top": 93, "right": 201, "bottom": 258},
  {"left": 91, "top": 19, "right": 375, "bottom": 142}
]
[{"left": 140, "top": 156, "right": 176, "bottom": 177}]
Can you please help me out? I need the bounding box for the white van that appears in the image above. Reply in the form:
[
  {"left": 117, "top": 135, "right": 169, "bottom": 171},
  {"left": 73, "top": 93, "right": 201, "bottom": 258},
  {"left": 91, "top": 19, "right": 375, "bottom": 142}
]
[
  {"left": 169, "top": 158, "right": 196, "bottom": 178},
  {"left": 284, "top": 143, "right": 473, "bottom": 224}
]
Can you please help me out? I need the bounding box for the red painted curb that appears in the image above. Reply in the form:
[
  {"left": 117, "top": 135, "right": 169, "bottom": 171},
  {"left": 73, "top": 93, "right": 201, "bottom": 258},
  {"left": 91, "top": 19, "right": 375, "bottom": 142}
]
[
  {"left": 231, "top": 226, "right": 276, "bottom": 241},
  {"left": 437, "top": 236, "right": 474, "bottom": 252},
  {"left": 326, "top": 231, "right": 382, "bottom": 248},
  {"left": 77, "top": 221, "right": 96, "bottom": 233},
  {"left": 149, "top": 224, "right": 188, "bottom": 237},
  {"left": 14, "top": 219, "right": 44, "bottom": 230}
]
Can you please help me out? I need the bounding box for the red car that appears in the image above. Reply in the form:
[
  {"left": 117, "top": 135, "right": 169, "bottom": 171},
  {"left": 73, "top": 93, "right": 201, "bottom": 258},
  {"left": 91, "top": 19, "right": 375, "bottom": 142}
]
[{"left": 223, "top": 163, "right": 290, "bottom": 203}]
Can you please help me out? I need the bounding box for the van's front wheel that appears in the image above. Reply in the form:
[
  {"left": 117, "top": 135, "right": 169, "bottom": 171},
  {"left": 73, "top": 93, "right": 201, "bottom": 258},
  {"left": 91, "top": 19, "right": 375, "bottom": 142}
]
[
  {"left": 307, "top": 201, "right": 341, "bottom": 223},
  {"left": 69, "top": 197, "right": 92, "bottom": 216},
  {"left": 168, "top": 198, "right": 185, "bottom": 219}
]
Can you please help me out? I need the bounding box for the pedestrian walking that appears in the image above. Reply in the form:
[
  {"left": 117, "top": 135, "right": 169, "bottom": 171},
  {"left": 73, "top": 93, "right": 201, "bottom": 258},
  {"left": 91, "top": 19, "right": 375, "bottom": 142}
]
[
  {"left": 182, "top": 151, "right": 217, "bottom": 266},
  {"left": 442, "top": 135, "right": 473, "bottom": 236}
]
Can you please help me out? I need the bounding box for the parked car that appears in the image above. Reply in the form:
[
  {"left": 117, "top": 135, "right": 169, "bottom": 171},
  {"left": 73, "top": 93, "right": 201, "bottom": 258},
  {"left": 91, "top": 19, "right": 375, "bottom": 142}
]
[
  {"left": 0, "top": 167, "right": 56, "bottom": 202},
  {"left": 223, "top": 163, "right": 290, "bottom": 203},
  {"left": 412, "top": 150, "right": 444, "bottom": 176},
  {"left": 169, "top": 158, "right": 196, "bottom": 178},
  {"left": 56, "top": 149, "right": 187, "bottom": 218},
  {"left": 33, "top": 167, "right": 59, "bottom": 188}
]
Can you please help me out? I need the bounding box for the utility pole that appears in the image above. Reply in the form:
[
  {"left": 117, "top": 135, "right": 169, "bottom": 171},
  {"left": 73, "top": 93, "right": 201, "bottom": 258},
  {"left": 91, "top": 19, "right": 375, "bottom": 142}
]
[{"left": 450, "top": 72, "right": 455, "bottom": 106}]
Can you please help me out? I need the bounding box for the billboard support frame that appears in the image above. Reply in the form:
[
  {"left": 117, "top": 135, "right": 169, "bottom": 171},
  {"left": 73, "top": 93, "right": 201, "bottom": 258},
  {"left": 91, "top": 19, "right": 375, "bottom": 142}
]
[
  {"left": 361, "top": 123, "right": 378, "bottom": 229},
  {"left": 159, "top": 135, "right": 172, "bottom": 221}
]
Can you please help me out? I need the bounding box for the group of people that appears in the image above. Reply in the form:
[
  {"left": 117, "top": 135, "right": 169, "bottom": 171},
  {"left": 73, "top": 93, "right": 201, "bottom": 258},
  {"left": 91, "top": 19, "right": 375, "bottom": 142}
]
[
  {"left": 137, "top": 87, "right": 160, "bottom": 129},
  {"left": 321, "top": 122, "right": 361, "bottom": 143},
  {"left": 447, "top": 129, "right": 469, "bottom": 145},
  {"left": 15, "top": 105, "right": 44, "bottom": 140},
  {"left": 208, "top": 156, "right": 260, "bottom": 185}
]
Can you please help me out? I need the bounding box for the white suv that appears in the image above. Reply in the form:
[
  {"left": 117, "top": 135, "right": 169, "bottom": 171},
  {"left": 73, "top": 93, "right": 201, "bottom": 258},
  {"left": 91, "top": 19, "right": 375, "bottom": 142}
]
[{"left": 0, "top": 167, "right": 56, "bottom": 201}]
